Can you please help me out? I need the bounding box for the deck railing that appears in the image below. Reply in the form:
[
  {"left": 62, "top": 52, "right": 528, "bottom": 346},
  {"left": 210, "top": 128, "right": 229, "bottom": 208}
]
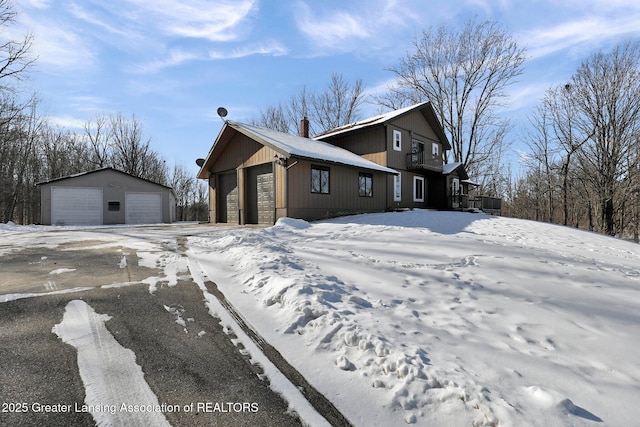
[
  {"left": 450, "top": 195, "right": 502, "bottom": 214},
  {"left": 469, "top": 196, "right": 502, "bottom": 214}
]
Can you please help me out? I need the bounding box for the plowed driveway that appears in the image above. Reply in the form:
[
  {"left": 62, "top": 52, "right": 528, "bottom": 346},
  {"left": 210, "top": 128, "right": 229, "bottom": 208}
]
[{"left": 0, "top": 224, "right": 303, "bottom": 427}]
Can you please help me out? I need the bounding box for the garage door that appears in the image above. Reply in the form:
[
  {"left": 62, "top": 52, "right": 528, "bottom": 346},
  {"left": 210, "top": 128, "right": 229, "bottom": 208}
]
[
  {"left": 246, "top": 164, "right": 274, "bottom": 224},
  {"left": 51, "top": 187, "right": 103, "bottom": 226},
  {"left": 218, "top": 173, "right": 238, "bottom": 224},
  {"left": 125, "top": 193, "right": 162, "bottom": 224}
]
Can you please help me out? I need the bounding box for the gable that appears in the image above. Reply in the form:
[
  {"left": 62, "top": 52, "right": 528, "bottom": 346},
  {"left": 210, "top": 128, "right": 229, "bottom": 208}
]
[
  {"left": 389, "top": 109, "right": 441, "bottom": 143},
  {"left": 211, "top": 131, "right": 280, "bottom": 173},
  {"left": 316, "top": 102, "right": 451, "bottom": 151},
  {"left": 37, "top": 168, "right": 173, "bottom": 192}
]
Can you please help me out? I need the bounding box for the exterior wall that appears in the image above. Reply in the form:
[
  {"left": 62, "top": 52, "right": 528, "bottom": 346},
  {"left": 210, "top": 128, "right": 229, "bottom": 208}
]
[
  {"left": 39, "top": 169, "right": 174, "bottom": 225},
  {"left": 286, "top": 159, "right": 388, "bottom": 221}
]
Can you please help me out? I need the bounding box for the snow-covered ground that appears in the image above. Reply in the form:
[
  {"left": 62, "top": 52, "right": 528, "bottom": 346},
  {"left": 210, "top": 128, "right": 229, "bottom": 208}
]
[
  {"left": 2, "top": 211, "right": 639, "bottom": 426},
  {"left": 187, "top": 210, "right": 640, "bottom": 426}
]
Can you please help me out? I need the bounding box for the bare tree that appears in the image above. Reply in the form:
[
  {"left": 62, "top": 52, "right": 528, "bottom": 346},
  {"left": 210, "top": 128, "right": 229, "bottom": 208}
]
[
  {"left": 170, "top": 162, "right": 194, "bottom": 221},
  {"left": 572, "top": 41, "right": 640, "bottom": 236},
  {"left": 377, "top": 18, "right": 526, "bottom": 191},
  {"left": 255, "top": 73, "right": 365, "bottom": 136},
  {"left": 255, "top": 104, "right": 291, "bottom": 133},
  {"left": 84, "top": 114, "right": 111, "bottom": 168},
  {"left": 310, "top": 73, "right": 364, "bottom": 133},
  {"left": 0, "top": 0, "right": 35, "bottom": 89},
  {"left": 524, "top": 104, "right": 559, "bottom": 222}
]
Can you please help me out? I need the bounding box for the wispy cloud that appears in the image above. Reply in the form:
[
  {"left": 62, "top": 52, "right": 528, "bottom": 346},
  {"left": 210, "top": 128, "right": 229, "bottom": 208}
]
[
  {"left": 133, "top": 40, "right": 288, "bottom": 74},
  {"left": 293, "top": 0, "right": 421, "bottom": 55},
  {"left": 20, "top": 0, "right": 51, "bottom": 9},
  {"left": 522, "top": 14, "right": 640, "bottom": 60},
  {"left": 124, "top": 0, "right": 258, "bottom": 42},
  {"left": 19, "top": 14, "right": 96, "bottom": 70},
  {"left": 133, "top": 49, "right": 206, "bottom": 74},
  {"left": 68, "top": 3, "right": 139, "bottom": 41},
  {"left": 294, "top": 2, "right": 370, "bottom": 49},
  {"left": 208, "top": 41, "right": 289, "bottom": 60}
]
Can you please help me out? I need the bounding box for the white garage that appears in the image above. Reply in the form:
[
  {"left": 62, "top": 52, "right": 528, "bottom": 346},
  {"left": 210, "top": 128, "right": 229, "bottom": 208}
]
[
  {"left": 51, "top": 187, "right": 103, "bottom": 226},
  {"left": 37, "top": 168, "right": 176, "bottom": 226}
]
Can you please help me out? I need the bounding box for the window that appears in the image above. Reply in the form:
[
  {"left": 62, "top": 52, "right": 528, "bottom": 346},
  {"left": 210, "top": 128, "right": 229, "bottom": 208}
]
[
  {"left": 413, "top": 176, "right": 425, "bottom": 202},
  {"left": 359, "top": 173, "right": 373, "bottom": 197},
  {"left": 108, "top": 201, "right": 121, "bottom": 211},
  {"left": 393, "top": 130, "right": 402, "bottom": 151},
  {"left": 394, "top": 173, "right": 402, "bottom": 201},
  {"left": 311, "top": 166, "right": 330, "bottom": 194},
  {"left": 432, "top": 143, "right": 439, "bottom": 156}
]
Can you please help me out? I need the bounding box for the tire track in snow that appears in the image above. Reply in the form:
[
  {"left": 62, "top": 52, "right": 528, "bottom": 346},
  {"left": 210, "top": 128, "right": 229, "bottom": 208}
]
[{"left": 52, "top": 300, "right": 171, "bottom": 427}]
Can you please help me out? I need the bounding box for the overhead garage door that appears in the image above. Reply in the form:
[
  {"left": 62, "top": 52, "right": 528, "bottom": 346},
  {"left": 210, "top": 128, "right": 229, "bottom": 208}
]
[
  {"left": 247, "top": 164, "right": 274, "bottom": 224},
  {"left": 125, "top": 192, "right": 162, "bottom": 224},
  {"left": 51, "top": 187, "right": 103, "bottom": 226},
  {"left": 218, "top": 173, "right": 238, "bottom": 224}
]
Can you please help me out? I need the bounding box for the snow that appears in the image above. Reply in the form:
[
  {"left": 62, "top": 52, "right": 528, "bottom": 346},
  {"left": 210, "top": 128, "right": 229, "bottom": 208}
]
[
  {"left": 442, "top": 161, "right": 464, "bottom": 175},
  {"left": 3, "top": 212, "right": 640, "bottom": 426},
  {"left": 187, "top": 210, "right": 640, "bottom": 426},
  {"left": 52, "top": 300, "right": 172, "bottom": 426}
]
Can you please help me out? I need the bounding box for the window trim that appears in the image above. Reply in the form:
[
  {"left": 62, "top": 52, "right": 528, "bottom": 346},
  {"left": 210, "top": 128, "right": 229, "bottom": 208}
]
[
  {"left": 311, "top": 165, "right": 330, "bottom": 194},
  {"left": 358, "top": 173, "right": 373, "bottom": 198},
  {"left": 432, "top": 143, "right": 439, "bottom": 156},
  {"left": 393, "top": 130, "right": 402, "bottom": 151},
  {"left": 413, "top": 176, "right": 425, "bottom": 202}
]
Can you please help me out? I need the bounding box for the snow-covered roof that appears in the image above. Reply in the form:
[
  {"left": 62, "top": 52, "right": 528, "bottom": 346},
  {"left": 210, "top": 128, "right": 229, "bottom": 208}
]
[
  {"left": 442, "top": 162, "right": 464, "bottom": 175},
  {"left": 442, "top": 162, "right": 470, "bottom": 180},
  {"left": 226, "top": 121, "right": 397, "bottom": 174},
  {"left": 314, "top": 102, "right": 431, "bottom": 140}
]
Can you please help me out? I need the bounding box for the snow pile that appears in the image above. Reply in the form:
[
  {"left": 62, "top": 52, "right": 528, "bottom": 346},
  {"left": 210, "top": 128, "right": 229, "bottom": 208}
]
[{"left": 189, "top": 210, "right": 640, "bottom": 426}]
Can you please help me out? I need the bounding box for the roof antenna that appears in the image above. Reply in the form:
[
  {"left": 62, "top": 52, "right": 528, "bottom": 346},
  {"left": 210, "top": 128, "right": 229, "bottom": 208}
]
[{"left": 217, "top": 107, "right": 228, "bottom": 122}]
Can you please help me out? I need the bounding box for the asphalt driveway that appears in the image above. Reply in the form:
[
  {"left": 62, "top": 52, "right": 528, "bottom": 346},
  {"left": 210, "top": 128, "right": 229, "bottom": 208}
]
[{"left": 0, "top": 225, "right": 304, "bottom": 427}]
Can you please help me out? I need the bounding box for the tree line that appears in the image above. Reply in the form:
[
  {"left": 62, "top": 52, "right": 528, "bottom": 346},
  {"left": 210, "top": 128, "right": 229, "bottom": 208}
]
[
  {"left": 509, "top": 41, "right": 640, "bottom": 241},
  {"left": 0, "top": 1, "right": 206, "bottom": 225}
]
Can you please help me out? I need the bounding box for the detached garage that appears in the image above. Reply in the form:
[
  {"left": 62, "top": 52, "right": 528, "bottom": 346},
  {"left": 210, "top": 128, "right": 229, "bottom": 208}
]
[{"left": 37, "top": 168, "right": 176, "bottom": 226}]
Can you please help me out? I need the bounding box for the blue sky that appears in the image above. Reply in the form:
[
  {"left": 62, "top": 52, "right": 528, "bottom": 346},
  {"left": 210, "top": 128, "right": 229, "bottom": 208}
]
[{"left": 16, "top": 0, "right": 640, "bottom": 175}]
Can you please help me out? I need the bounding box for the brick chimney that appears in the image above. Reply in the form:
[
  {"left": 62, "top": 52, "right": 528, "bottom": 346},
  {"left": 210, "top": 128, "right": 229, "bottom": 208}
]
[{"left": 300, "top": 116, "right": 310, "bottom": 138}]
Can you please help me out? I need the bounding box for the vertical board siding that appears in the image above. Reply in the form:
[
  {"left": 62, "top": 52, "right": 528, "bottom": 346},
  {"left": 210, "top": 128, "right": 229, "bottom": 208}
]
[
  {"left": 324, "top": 128, "right": 387, "bottom": 166},
  {"left": 287, "top": 159, "right": 387, "bottom": 220},
  {"left": 212, "top": 133, "right": 279, "bottom": 173}
]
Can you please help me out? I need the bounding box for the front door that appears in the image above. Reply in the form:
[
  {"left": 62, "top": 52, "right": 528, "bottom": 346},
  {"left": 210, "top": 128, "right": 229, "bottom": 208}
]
[{"left": 451, "top": 178, "right": 460, "bottom": 208}]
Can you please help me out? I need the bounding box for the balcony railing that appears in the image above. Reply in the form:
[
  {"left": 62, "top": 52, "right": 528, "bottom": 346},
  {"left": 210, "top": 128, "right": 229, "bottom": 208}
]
[{"left": 406, "top": 152, "right": 443, "bottom": 172}]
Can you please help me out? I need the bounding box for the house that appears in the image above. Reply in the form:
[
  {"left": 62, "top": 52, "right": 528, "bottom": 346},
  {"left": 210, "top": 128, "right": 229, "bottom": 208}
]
[
  {"left": 197, "top": 102, "right": 499, "bottom": 225},
  {"left": 196, "top": 121, "right": 397, "bottom": 224},
  {"left": 37, "top": 167, "right": 176, "bottom": 225},
  {"left": 315, "top": 102, "right": 471, "bottom": 211}
]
